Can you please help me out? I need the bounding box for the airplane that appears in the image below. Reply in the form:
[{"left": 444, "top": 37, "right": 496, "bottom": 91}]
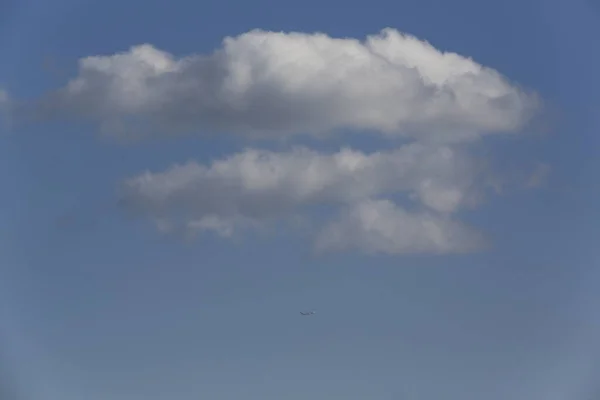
[{"left": 300, "top": 310, "right": 316, "bottom": 316}]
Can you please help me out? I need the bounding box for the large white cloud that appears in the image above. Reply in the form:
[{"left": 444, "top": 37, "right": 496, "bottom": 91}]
[
  {"left": 35, "top": 28, "right": 540, "bottom": 143},
  {"left": 118, "top": 143, "right": 489, "bottom": 253},
  {"left": 12, "top": 28, "right": 544, "bottom": 255}
]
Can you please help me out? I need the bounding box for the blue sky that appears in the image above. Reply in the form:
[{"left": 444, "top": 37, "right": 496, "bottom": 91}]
[{"left": 1, "top": 0, "right": 600, "bottom": 399}]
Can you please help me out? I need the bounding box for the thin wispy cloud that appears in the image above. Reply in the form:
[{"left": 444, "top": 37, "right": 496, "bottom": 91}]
[{"left": 0, "top": 89, "right": 11, "bottom": 131}]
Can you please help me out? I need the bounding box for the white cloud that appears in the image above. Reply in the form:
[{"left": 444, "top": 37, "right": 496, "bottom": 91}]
[
  {"left": 315, "top": 199, "right": 486, "bottom": 254},
  {"left": 17, "top": 28, "right": 545, "bottom": 255},
  {"left": 120, "top": 143, "right": 479, "bottom": 217},
  {"left": 118, "top": 143, "right": 489, "bottom": 253},
  {"left": 36, "top": 28, "right": 540, "bottom": 143}
]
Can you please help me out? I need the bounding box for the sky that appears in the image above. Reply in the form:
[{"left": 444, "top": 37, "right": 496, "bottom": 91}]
[{"left": 0, "top": 0, "right": 599, "bottom": 399}]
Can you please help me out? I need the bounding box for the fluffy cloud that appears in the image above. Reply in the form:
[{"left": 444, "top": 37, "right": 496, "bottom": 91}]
[
  {"left": 18, "top": 28, "right": 544, "bottom": 255},
  {"left": 34, "top": 28, "right": 539, "bottom": 143},
  {"left": 315, "top": 199, "right": 486, "bottom": 254},
  {"left": 118, "top": 143, "right": 488, "bottom": 252}
]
